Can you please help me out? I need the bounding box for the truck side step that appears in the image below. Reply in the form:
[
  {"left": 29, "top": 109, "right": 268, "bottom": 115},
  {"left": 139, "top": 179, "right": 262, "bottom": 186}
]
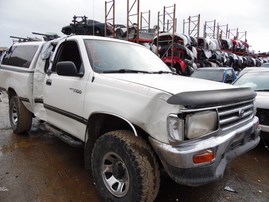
[
  {"left": 45, "top": 123, "right": 84, "bottom": 148},
  {"left": 54, "top": 132, "right": 84, "bottom": 148}
]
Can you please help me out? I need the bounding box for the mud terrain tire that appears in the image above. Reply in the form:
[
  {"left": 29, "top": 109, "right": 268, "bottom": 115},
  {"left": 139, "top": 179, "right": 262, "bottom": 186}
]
[
  {"left": 9, "top": 96, "right": 32, "bottom": 134},
  {"left": 91, "top": 130, "right": 160, "bottom": 202}
]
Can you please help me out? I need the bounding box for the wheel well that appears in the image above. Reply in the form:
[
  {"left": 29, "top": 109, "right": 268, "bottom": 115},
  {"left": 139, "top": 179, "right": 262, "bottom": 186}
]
[{"left": 84, "top": 113, "right": 148, "bottom": 169}]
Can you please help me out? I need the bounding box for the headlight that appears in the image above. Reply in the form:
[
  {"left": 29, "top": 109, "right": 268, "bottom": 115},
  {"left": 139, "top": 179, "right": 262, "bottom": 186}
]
[
  {"left": 185, "top": 110, "right": 218, "bottom": 139},
  {"left": 167, "top": 114, "right": 184, "bottom": 143}
]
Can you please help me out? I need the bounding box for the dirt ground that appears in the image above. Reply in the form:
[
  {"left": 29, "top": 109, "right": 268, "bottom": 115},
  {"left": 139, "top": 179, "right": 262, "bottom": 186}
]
[{"left": 0, "top": 97, "right": 269, "bottom": 202}]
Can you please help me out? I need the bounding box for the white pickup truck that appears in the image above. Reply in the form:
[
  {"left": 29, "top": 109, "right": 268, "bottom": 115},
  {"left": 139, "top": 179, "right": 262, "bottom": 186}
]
[{"left": 0, "top": 35, "right": 260, "bottom": 201}]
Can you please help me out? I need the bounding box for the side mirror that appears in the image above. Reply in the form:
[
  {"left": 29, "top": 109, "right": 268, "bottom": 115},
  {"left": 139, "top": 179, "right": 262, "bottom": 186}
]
[{"left": 56, "top": 61, "right": 78, "bottom": 76}]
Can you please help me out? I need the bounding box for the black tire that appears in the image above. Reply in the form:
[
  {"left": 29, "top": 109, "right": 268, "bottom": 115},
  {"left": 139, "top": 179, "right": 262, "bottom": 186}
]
[
  {"left": 91, "top": 130, "right": 160, "bottom": 202},
  {"left": 9, "top": 95, "right": 32, "bottom": 134}
]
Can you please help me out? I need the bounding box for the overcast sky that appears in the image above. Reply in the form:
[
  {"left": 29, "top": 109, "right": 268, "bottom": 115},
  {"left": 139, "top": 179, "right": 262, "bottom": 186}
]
[{"left": 0, "top": 0, "right": 268, "bottom": 52}]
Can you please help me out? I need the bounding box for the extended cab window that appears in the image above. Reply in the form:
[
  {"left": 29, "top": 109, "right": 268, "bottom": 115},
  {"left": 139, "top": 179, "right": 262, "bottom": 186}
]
[
  {"left": 2, "top": 45, "right": 38, "bottom": 68},
  {"left": 52, "top": 41, "right": 83, "bottom": 75}
]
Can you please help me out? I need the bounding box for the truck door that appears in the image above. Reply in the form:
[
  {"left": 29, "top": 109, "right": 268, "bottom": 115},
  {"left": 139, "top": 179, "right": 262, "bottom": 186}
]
[{"left": 43, "top": 40, "right": 87, "bottom": 141}]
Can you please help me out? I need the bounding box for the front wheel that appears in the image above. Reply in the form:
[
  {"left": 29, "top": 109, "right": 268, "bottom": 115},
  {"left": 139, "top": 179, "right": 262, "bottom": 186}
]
[
  {"left": 9, "top": 95, "right": 32, "bottom": 134},
  {"left": 91, "top": 130, "right": 160, "bottom": 202}
]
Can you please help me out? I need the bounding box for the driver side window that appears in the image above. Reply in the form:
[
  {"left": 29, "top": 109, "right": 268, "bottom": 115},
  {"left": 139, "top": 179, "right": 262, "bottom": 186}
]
[{"left": 51, "top": 41, "right": 84, "bottom": 75}]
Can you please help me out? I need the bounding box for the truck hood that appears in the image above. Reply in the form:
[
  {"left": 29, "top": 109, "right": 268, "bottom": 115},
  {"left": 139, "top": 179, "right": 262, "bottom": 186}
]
[{"left": 103, "top": 73, "right": 236, "bottom": 95}]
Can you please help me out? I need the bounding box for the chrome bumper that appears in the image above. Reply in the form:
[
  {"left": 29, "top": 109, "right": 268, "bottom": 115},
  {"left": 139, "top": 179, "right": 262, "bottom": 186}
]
[{"left": 149, "top": 116, "right": 260, "bottom": 186}]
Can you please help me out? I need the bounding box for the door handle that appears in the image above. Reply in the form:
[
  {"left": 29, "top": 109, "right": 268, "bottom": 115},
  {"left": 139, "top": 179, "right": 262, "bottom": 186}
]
[{"left": 46, "top": 79, "right": 52, "bottom": 86}]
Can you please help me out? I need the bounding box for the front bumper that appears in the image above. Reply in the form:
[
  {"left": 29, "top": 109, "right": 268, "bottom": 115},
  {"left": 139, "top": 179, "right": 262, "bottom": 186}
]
[{"left": 149, "top": 116, "right": 260, "bottom": 186}]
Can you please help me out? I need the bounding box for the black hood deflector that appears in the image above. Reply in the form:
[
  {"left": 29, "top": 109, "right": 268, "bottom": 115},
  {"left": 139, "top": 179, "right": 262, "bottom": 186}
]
[{"left": 167, "top": 88, "right": 256, "bottom": 108}]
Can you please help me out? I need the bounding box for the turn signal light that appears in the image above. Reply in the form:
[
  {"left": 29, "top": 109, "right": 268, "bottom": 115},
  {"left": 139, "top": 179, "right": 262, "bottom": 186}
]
[{"left": 193, "top": 150, "right": 215, "bottom": 164}]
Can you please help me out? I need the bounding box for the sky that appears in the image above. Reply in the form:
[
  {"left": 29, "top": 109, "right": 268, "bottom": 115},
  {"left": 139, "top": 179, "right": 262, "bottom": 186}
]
[{"left": 0, "top": 0, "right": 269, "bottom": 52}]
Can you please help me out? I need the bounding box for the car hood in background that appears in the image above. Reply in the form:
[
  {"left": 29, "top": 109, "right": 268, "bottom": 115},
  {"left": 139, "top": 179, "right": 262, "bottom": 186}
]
[{"left": 256, "top": 91, "right": 269, "bottom": 109}]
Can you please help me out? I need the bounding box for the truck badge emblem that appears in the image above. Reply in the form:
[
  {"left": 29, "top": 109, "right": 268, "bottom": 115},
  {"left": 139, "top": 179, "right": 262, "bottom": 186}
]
[{"left": 238, "top": 109, "right": 245, "bottom": 118}]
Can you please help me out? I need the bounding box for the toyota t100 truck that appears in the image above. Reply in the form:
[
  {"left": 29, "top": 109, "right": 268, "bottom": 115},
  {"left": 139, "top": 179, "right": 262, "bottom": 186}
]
[{"left": 0, "top": 35, "right": 260, "bottom": 201}]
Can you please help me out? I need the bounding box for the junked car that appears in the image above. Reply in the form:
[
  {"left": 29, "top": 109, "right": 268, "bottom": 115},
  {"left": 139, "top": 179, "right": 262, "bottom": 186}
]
[
  {"left": 233, "top": 69, "right": 269, "bottom": 134},
  {"left": 152, "top": 33, "right": 197, "bottom": 76},
  {"left": 238, "top": 67, "right": 268, "bottom": 77},
  {"left": 190, "top": 67, "right": 237, "bottom": 83},
  {"left": 61, "top": 19, "right": 113, "bottom": 36}
]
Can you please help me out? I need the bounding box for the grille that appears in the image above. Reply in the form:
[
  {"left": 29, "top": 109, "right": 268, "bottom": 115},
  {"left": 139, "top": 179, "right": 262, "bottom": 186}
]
[
  {"left": 218, "top": 100, "right": 254, "bottom": 130},
  {"left": 256, "top": 108, "right": 269, "bottom": 125}
]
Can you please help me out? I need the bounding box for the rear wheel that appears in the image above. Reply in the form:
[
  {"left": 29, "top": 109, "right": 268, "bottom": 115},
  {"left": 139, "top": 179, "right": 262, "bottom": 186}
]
[
  {"left": 9, "top": 96, "right": 32, "bottom": 134},
  {"left": 91, "top": 130, "right": 160, "bottom": 202}
]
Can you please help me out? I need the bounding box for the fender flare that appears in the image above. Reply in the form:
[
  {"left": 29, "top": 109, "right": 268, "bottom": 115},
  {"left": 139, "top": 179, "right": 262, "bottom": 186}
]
[
  {"left": 84, "top": 111, "right": 138, "bottom": 143},
  {"left": 84, "top": 112, "right": 138, "bottom": 169}
]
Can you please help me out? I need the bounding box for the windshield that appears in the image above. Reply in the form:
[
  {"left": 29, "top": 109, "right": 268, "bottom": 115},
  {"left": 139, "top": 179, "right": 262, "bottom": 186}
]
[
  {"left": 84, "top": 39, "right": 171, "bottom": 73},
  {"left": 233, "top": 71, "right": 269, "bottom": 90},
  {"left": 261, "top": 63, "right": 269, "bottom": 67},
  {"left": 191, "top": 69, "right": 224, "bottom": 82}
]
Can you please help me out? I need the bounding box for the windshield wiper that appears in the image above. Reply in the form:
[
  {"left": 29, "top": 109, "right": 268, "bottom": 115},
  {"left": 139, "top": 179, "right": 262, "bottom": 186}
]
[
  {"left": 151, "top": 70, "right": 177, "bottom": 75},
  {"left": 102, "top": 69, "right": 151, "bottom": 74},
  {"left": 255, "top": 89, "right": 269, "bottom": 92}
]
